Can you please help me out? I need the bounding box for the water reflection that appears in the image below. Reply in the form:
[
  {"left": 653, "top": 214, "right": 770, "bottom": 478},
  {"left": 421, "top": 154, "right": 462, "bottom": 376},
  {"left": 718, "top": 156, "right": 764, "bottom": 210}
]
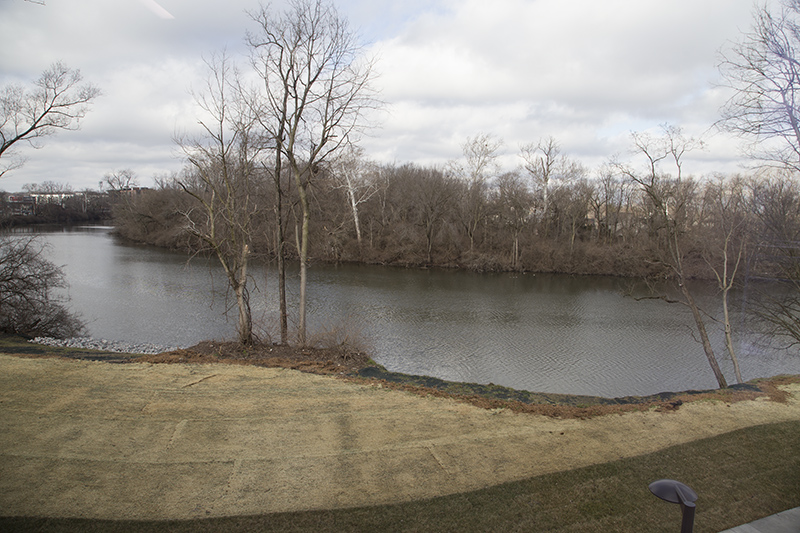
[{"left": 15, "top": 226, "right": 800, "bottom": 398}]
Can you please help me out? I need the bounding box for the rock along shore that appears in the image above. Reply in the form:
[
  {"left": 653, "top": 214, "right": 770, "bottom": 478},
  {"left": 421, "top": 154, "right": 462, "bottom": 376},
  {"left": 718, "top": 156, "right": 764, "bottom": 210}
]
[{"left": 30, "top": 336, "right": 179, "bottom": 355}]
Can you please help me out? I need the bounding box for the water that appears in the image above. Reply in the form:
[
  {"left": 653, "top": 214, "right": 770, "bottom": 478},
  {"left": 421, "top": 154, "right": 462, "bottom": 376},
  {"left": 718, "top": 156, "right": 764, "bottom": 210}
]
[{"left": 16, "top": 226, "right": 800, "bottom": 397}]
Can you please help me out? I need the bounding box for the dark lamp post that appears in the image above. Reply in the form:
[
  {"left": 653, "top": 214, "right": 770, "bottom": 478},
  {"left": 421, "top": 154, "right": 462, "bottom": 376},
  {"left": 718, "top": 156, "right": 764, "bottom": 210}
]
[{"left": 649, "top": 479, "right": 698, "bottom": 533}]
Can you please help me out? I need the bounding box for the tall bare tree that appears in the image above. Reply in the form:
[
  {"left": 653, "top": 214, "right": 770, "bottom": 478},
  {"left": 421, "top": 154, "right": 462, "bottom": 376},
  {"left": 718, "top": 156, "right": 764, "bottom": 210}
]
[
  {"left": 495, "top": 170, "right": 532, "bottom": 270},
  {"left": 0, "top": 62, "right": 100, "bottom": 177},
  {"left": 448, "top": 133, "right": 502, "bottom": 251},
  {"left": 247, "top": 0, "right": 379, "bottom": 345},
  {"left": 589, "top": 165, "right": 631, "bottom": 244},
  {"left": 330, "top": 145, "right": 379, "bottom": 247},
  {"left": 520, "top": 136, "right": 560, "bottom": 229},
  {"left": 702, "top": 176, "right": 750, "bottom": 384},
  {"left": 718, "top": 0, "right": 800, "bottom": 170},
  {"left": 616, "top": 125, "right": 729, "bottom": 389},
  {"left": 408, "top": 166, "right": 455, "bottom": 264},
  {"left": 718, "top": 0, "right": 800, "bottom": 348},
  {"left": 748, "top": 171, "right": 800, "bottom": 346},
  {"left": 176, "top": 53, "right": 261, "bottom": 345}
]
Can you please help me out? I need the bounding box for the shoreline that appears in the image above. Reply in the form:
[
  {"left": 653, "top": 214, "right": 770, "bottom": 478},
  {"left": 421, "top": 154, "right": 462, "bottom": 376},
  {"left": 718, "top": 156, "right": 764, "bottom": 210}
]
[
  {"left": 29, "top": 335, "right": 180, "bottom": 355},
  {"left": 7, "top": 334, "right": 797, "bottom": 418}
]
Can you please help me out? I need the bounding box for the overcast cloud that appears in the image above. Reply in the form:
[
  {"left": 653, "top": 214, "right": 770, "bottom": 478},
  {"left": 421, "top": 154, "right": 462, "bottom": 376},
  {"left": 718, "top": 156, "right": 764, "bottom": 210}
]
[{"left": 0, "top": 0, "right": 762, "bottom": 191}]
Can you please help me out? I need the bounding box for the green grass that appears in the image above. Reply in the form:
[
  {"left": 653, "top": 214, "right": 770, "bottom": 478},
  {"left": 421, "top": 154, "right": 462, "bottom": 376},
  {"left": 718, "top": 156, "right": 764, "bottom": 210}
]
[{"left": 2, "top": 421, "right": 798, "bottom": 533}]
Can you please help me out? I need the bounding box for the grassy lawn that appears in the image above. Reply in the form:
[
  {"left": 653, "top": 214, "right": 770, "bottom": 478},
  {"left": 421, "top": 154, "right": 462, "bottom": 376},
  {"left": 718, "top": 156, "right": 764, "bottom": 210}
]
[{"left": 2, "top": 420, "right": 798, "bottom": 533}]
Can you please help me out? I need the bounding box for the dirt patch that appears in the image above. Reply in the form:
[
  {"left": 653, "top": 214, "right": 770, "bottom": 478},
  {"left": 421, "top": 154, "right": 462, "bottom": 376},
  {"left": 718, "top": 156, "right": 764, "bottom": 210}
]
[{"left": 135, "top": 341, "right": 371, "bottom": 375}]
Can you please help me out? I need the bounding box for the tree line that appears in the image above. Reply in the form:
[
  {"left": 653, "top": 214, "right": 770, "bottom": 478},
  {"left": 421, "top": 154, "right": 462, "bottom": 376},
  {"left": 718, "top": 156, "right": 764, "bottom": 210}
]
[{"left": 111, "top": 133, "right": 795, "bottom": 281}]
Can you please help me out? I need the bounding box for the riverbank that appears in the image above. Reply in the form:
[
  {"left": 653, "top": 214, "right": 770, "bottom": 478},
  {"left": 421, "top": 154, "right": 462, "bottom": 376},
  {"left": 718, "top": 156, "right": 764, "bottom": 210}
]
[
  {"left": 21, "top": 227, "right": 800, "bottom": 396},
  {"left": 1, "top": 344, "right": 799, "bottom": 530},
  {"left": 30, "top": 335, "right": 179, "bottom": 355},
  {"left": 13, "top": 335, "right": 787, "bottom": 418}
]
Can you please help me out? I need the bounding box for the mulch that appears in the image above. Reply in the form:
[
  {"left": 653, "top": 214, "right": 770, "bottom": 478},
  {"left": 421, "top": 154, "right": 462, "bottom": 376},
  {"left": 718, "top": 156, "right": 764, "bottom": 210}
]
[{"left": 135, "top": 341, "right": 372, "bottom": 375}]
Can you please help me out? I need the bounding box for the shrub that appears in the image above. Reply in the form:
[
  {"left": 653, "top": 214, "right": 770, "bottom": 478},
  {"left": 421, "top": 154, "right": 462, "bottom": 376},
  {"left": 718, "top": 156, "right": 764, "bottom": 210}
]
[{"left": 0, "top": 236, "right": 85, "bottom": 338}]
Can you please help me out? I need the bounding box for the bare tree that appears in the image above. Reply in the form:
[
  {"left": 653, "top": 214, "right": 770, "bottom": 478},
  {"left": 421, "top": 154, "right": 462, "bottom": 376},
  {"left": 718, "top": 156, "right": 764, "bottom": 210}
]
[
  {"left": 247, "top": 0, "right": 379, "bottom": 345},
  {"left": 266, "top": 161, "right": 290, "bottom": 345},
  {"left": 452, "top": 133, "right": 502, "bottom": 250},
  {"left": 702, "top": 175, "right": 749, "bottom": 383},
  {"left": 495, "top": 170, "right": 532, "bottom": 270},
  {"left": 330, "top": 145, "right": 379, "bottom": 246},
  {"left": 176, "top": 52, "right": 262, "bottom": 345},
  {"left": 559, "top": 176, "right": 593, "bottom": 255},
  {"left": 0, "top": 236, "right": 84, "bottom": 338},
  {"left": 589, "top": 165, "right": 631, "bottom": 244},
  {"left": 22, "top": 180, "right": 73, "bottom": 193},
  {"left": 520, "top": 136, "right": 560, "bottom": 228},
  {"left": 718, "top": 0, "right": 800, "bottom": 170},
  {"left": 103, "top": 169, "right": 139, "bottom": 191},
  {"left": 462, "top": 133, "right": 503, "bottom": 183},
  {"left": 409, "top": 166, "right": 456, "bottom": 264},
  {"left": 616, "top": 125, "right": 729, "bottom": 389},
  {"left": 748, "top": 171, "right": 800, "bottom": 346},
  {"left": 0, "top": 62, "right": 100, "bottom": 177},
  {"left": 718, "top": 0, "right": 800, "bottom": 348}
]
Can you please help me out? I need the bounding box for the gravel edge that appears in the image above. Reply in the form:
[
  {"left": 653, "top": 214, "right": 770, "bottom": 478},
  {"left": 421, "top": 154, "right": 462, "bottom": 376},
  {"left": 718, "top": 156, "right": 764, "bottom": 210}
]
[{"left": 30, "top": 336, "right": 180, "bottom": 355}]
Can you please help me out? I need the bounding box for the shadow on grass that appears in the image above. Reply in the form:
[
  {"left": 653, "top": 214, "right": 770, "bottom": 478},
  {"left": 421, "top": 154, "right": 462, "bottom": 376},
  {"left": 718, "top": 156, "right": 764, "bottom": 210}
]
[{"left": 3, "top": 421, "right": 798, "bottom": 533}]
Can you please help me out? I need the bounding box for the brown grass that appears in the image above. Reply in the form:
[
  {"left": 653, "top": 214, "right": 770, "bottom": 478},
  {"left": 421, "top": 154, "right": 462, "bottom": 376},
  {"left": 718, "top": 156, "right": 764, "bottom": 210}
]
[{"left": 6, "top": 335, "right": 797, "bottom": 420}]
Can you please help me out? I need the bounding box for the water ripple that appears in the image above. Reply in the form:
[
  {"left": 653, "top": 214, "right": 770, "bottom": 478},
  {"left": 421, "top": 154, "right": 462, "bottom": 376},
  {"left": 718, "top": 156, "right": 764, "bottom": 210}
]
[{"left": 31, "top": 228, "right": 800, "bottom": 397}]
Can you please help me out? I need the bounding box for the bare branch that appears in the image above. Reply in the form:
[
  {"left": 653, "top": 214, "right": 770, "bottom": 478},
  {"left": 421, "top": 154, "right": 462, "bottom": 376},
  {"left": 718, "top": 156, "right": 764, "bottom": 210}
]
[
  {"left": 0, "top": 62, "right": 100, "bottom": 177},
  {"left": 718, "top": 0, "right": 800, "bottom": 170}
]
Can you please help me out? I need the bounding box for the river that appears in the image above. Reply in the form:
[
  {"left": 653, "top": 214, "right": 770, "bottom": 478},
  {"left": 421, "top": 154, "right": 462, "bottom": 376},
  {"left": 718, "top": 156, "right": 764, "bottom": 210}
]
[{"left": 18, "top": 225, "right": 800, "bottom": 397}]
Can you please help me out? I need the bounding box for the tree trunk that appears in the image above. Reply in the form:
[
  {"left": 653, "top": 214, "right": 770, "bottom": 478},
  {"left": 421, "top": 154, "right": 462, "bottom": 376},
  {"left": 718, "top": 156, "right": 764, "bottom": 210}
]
[
  {"left": 273, "top": 170, "right": 288, "bottom": 345},
  {"left": 512, "top": 233, "right": 520, "bottom": 271},
  {"left": 722, "top": 287, "right": 744, "bottom": 384},
  {"left": 277, "top": 236, "right": 288, "bottom": 345},
  {"left": 235, "top": 243, "right": 252, "bottom": 345},
  {"left": 347, "top": 184, "right": 362, "bottom": 245},
  {"left": 570, "top": 218, "right": 577, "bottom": 255},
  {"left": 680, "top": 281, "right": 728, "bottom": 388},
  {"left": 295, "top": 170, "right": 310, "bottom": 346},
  {"left": 542, "top": 182, "right": 549, "bottom": 238}
]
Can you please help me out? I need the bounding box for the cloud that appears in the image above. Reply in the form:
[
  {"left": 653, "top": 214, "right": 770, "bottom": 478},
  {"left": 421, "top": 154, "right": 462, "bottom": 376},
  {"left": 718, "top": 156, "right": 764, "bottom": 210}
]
[
  {"left": 366, "top": 0, "right": 755, "bottom": 173},
  {"left": 0, "top": 0, "right": 761, "bottom": 191}
]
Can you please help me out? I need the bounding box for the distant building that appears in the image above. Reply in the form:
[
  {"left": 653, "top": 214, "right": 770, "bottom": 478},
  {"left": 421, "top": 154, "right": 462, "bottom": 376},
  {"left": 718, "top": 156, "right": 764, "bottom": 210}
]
[
  {"left": 5, "top": 195, "right": 36, "bottom": 216},
  {"left": 108, "top": 186, "right": 152, "bottom": 199},
  {"left": 1, "top": 190, "right": 112, "bottom": 220}
]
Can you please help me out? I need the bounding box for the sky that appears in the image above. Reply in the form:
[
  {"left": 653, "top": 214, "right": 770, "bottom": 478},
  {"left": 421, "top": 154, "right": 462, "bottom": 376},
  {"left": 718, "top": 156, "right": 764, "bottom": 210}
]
[{"left": 0, "top": 0, "right": 765, "bottom": 192}]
